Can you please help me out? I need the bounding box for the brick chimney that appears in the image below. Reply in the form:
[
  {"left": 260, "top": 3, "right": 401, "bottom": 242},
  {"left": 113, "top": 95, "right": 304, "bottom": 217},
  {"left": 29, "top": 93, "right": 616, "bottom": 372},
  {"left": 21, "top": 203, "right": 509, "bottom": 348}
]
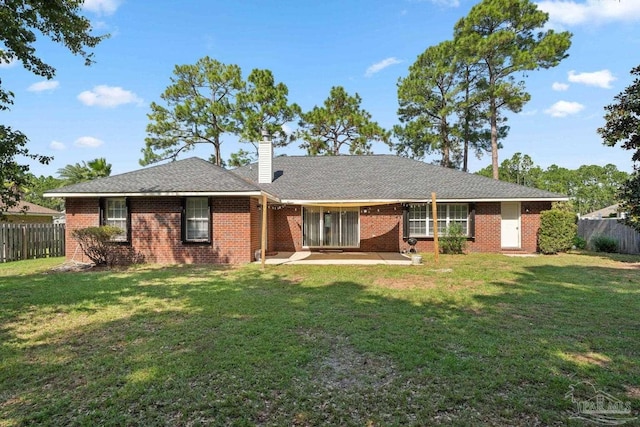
[{"left": 258, "top": 129, "right": 273, "bottom": 184}]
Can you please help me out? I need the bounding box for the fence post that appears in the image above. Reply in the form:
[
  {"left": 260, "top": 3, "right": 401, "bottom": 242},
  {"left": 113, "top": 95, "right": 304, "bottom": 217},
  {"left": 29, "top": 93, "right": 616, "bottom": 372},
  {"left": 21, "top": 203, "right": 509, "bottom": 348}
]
[{"left": 22, "top": 226, "right": 27, "bottom": 260}]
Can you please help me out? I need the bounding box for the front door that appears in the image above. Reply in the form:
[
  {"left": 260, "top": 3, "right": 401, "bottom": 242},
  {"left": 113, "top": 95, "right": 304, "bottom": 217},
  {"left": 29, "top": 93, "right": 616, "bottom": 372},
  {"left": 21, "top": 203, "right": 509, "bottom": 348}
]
[
  {"left": 501, "top": 202, "right": 521, "bottom": 248},
  {"left": 303, "top": 207, "right": 359, "bottom": 248}
]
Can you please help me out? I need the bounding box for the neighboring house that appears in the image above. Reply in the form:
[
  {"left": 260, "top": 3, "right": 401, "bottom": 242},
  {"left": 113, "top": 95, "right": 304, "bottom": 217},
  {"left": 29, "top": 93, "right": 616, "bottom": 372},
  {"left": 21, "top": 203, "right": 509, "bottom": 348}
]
[
  {"left": 46, "top": 139, "right": 567, "bottom": 264},
  {"left": 0, "top": 201, "right": 61, "bottom": 224},
  {"left": 580, "top": 204, "right": 623, "bottom": 220}
]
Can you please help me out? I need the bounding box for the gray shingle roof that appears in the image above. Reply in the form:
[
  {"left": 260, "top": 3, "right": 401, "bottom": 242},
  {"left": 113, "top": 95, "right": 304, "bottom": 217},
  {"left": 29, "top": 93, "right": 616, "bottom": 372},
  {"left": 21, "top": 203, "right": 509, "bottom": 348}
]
[
  {"left": 233, "top": 155, "right": 567, "bottom": 201},
  {"left": 46, "top": 157, "right": 260, "bottom": 195},
  {"left": 47, "top": 154, "right": 567, "bottom": 201}
]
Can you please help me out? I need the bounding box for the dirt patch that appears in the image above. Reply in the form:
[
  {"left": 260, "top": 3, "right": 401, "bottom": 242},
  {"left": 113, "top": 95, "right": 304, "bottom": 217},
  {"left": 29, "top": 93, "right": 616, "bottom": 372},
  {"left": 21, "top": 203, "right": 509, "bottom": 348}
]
[
  {"left": 45, "top": 261, "right": 95, "bottom": 273},
  {"left": 625, "top": 385, "right": 640, "bottom": 398},
  {"left": 615, "top": 263, "right": 640, "bottom": 270},
  {"left": 565, "top": 352, "right": 611, "bottom": 367},
  {"left": 297, "top": 330, "right": 397, "bottom": 392}
]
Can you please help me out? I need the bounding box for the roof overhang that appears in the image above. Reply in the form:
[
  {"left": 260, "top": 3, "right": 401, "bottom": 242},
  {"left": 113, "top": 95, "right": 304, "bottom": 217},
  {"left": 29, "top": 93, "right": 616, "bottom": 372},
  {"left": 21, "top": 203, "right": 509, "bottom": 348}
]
[
  {"left": 44, "top": 190, "right": 279, "bottom": 200},
  {"left": 279, "top": 197, "right": 569, "bottom": 205}
]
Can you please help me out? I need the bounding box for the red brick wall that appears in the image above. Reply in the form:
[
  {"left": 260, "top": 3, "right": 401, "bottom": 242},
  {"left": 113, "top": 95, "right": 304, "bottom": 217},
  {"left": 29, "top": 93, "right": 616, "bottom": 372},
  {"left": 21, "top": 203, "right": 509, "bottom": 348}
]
[
  {"left": 65, "top": 198, "right": 553, "bottom": 263},
  {"left": 521, "top": 201, "right": 550, "bottom": 252},
  {"left": 360, "top": 205, "right": 402, "bottom": 251},
  {"left": 65, "top": 197, "right": 256, "bottom": 264},
  {"left": 272, "top": 206, "right": 303, "bottom": 252},
  {"left": 269, "top": 201, "right": 551, "bottom": 254}
]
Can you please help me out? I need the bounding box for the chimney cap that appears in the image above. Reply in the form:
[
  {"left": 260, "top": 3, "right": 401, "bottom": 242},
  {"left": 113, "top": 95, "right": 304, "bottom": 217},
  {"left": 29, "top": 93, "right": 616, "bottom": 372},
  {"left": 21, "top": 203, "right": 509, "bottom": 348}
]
[{"left": 261, "top": 128, "right": 270, "bottom": 138}]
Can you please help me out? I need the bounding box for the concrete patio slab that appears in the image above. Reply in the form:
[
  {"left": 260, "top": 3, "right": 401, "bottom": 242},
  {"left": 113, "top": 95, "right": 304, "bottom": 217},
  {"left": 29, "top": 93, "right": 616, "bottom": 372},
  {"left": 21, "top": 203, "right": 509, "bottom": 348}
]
[{"left": 256, "top": 251, "right": 413, "bottom": 265}]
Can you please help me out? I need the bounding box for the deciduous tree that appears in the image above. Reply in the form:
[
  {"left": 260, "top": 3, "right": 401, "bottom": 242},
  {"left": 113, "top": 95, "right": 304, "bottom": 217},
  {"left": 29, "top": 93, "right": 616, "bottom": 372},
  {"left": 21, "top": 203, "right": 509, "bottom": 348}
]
[
  {"left": 23, "top": 174, "right": 65, "bottom": 212},
  {"left": 454, "top": 0, "right": 572, "bottom": 179},
  {"left": 297, "top": 86, "right": 389, "bottom": 155},
  {"left": 598, "top": 65, "right": 640, "bottom": 230},
  {"left": 476, "top": 152, "right": 542, "bottom": 186},
  {"left": 0, "top": 0, "right": 105, "bottom": 213}
]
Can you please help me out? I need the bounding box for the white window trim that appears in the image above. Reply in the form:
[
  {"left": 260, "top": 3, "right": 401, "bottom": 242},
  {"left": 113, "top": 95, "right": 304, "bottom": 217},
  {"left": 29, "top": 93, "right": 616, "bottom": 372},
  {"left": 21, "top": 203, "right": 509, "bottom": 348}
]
[
  {"left": 104, "top": 198, "right": 128, "bottom": 242},
  {"left": 184, "top": 197, "right": 211, "bottom": 242},
  {"left": 409, "top": 203, "right": 469, "bottom": 238}
]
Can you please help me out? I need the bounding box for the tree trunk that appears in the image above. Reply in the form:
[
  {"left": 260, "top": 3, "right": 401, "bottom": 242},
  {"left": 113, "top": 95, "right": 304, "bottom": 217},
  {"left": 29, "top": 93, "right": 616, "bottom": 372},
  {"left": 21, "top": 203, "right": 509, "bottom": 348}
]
[
  {"left": 490, "top": 96, "right": 499, "bottom": 180},
  {"left": 214, "top": 136, "right": 221, "bottom": 166}
]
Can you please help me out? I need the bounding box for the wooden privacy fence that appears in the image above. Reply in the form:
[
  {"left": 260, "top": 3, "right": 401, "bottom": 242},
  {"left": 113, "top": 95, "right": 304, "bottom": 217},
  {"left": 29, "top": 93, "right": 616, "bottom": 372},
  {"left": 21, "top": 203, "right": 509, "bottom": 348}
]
[
  {"left": 1, "top": 223, "right": 66, "bottom": 263},
  {"left": 578, "top": 219, "right": 640, "bottom": 254}
]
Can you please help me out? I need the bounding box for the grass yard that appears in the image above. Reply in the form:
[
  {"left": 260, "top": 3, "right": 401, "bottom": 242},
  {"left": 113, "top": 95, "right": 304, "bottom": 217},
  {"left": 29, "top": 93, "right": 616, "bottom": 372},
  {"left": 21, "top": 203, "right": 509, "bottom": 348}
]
[{"left": 1, "top": 253, "right": 639, "bottom": 426}]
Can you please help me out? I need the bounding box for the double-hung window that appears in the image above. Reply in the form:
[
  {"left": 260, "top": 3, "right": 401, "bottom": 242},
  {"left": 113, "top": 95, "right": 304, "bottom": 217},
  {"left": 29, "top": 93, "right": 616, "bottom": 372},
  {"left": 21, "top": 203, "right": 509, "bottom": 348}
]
[
  {"left": 101, "top": 198, "right": 129, "bottom": 242},
  {"left": 183, "top": 197, "right": 211, "bottom": 243},
  {"left": 408, "top": 203, "right": 469, "bottom": 237}
]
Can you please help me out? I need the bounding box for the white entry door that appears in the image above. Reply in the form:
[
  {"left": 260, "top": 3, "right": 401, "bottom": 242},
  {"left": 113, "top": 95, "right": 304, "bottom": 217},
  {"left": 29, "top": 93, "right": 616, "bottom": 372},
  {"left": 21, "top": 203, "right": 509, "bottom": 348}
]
[{"left": 501, "top": 202, "right": 521, "bottom": 248}]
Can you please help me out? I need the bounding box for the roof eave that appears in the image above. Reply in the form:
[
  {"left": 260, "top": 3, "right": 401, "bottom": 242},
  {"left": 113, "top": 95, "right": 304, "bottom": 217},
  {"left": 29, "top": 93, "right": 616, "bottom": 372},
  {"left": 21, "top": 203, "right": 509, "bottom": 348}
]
[
  {"left": 280, "top": 196, "right": 569, "bottom": 205},
  {"left": 44, "top": 191, "right": 266, "bottom": 198}
]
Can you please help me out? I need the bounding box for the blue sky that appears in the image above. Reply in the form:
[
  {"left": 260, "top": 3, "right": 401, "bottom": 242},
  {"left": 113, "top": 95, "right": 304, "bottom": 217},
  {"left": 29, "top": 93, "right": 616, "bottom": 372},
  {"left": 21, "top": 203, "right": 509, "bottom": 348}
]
[{"left": 3, "top": 0, "right": 640, "bottom": 177}]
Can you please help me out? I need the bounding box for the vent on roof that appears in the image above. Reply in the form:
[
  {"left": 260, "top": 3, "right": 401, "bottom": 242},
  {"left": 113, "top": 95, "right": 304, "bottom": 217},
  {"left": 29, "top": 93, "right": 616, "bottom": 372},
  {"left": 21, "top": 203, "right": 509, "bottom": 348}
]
[{"left": 258, "top": 130, "right": 273, "bottom": 184}]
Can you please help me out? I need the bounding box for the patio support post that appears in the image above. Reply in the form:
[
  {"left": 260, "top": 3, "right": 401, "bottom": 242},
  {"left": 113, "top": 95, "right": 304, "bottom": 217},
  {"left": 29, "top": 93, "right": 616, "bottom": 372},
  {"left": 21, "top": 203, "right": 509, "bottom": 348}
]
[
  {"left": 432, "top": 192, "right": 439, "bottom": 264},
  {"left": 261, "top": 193, "right": 267, "bottom": 270}
]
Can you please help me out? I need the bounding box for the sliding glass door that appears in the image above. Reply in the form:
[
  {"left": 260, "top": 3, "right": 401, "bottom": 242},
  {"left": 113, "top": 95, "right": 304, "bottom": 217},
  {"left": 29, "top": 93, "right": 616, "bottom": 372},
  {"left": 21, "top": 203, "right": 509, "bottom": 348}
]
[{"left": 303, "top": 207, "right": 359, "bottom": 248}]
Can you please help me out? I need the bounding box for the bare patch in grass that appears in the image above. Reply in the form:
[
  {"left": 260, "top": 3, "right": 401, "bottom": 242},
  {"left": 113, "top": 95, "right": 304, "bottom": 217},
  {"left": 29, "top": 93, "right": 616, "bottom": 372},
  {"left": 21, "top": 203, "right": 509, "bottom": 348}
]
[
  {"left": 625, "top": 385, "right": 640, "bottom": 399},
  {"left": 297, "top": 330, "right": 397, "bottom": 391},
  {"left": 563, "top": 351, "right": 611, "bottom": 367}
]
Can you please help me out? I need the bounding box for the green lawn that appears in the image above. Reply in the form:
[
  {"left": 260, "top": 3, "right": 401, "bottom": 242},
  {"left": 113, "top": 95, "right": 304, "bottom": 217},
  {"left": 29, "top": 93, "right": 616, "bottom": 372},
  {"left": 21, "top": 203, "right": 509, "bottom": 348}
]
[{"left": 1, "top": 253, "right": 639, "bottom": 426}]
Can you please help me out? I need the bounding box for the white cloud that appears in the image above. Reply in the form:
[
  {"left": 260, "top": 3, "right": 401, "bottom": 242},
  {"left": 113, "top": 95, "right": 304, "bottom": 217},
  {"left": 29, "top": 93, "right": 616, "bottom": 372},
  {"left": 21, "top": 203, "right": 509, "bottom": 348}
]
[
  {"left": 424, "top": 0, "right": 460, "bottom": 7},
  {"left": 365, "top": 57, "right": 402, "bottom": 77},
  {"left": 82, "top": 0, "right": 121, "bottom": 15},
  {"left": 75, "top": 136, "right": 104, "bottom": 148},
  {"left": 77, "top": 85, "right": 143, "bottom": 108},
  {"left": 27, "top": 80, "right": 60, "bottom": 92},
  {"left": 552, "top": 82, "right": 569, "bottom": 91},
  {"left": 536, "top": 0, "right": 640, "bottom": 27},
  {"left": 545, "top": 100, "right": 585, "bottom": 117},
  {"left": 568, "top": 70, "right": 616, "bottom": 89},
  {"left": 49, "top": 140, "right": 66, "bottom": 150}
]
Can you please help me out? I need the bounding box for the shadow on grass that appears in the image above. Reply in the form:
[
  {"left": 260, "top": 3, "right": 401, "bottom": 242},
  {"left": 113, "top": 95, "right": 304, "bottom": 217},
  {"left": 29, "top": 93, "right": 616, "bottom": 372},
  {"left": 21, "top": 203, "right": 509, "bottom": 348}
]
[{"left": 0, "top": 261, "right": 638, "bottom": 425}]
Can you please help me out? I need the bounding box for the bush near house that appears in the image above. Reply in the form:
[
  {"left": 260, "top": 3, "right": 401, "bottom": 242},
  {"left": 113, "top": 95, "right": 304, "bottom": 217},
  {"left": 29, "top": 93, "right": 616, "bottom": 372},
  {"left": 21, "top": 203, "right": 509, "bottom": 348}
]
[
  {"left": 440, "top": 223, "right": 467, "bottom": 254},
  {"left": 538, "top": 209, "right": 577, "bottom": 254},
  {"left": 71, "top": 226, "right": 144, "bottom": 266}
]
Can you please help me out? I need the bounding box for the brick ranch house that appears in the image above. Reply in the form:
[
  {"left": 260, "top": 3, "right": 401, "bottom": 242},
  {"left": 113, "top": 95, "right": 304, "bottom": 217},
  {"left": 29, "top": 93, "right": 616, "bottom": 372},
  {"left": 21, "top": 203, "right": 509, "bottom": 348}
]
[{"left": 46, "top": 140, "right": 567, "bottom": 264}]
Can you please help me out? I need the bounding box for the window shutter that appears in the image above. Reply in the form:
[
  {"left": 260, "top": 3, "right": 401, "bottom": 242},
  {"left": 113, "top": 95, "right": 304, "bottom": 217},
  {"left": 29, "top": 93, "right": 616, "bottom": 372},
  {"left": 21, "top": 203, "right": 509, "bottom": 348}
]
[
  {"left": 207, "top": 198, "right": 212, "bottom": 243},
  {"left": 99, "top": 198, "right": 106, "bottom": 226},
  {"left": 125, "top": 197, "right": 131, "bottom": 243},
  {"left": 180, "top": 198, "right": 187, "bottom": 243},
  {"left": 402, "top": 204, "right": 409, "bottom": 240},
  {"left": 468, "top": 203, "right": 476, "bottom": 239}
]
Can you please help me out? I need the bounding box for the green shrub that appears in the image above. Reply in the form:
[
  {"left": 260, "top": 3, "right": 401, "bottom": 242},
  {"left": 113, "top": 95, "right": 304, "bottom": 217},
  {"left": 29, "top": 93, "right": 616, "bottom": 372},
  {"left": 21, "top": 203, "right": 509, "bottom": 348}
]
[
  {"left": 440, "top": 223, "right": 467, "bottom": 254},
  {"left": 538, "top": 209, "right": 577, "bottom": 254},
  {"left": 573, "top": 235, "right": 587, "bottom": 250},
  {"left": 71, "top": 226, "right": 140, "bottom": 266},
  {"left": 591, "top": 235, "right": 619, "bottom": 253}
]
